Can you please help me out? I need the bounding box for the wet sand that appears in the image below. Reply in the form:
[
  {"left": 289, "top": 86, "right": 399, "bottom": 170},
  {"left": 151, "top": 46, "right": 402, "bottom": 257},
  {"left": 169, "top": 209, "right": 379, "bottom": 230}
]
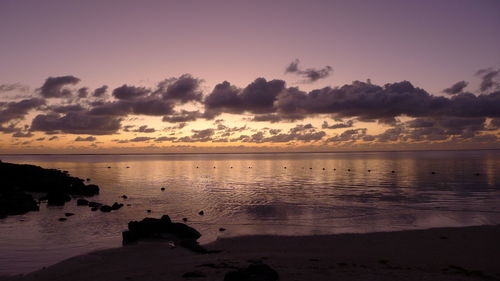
[{"left": 2, "top": 225, "right": 500, "bottom": 281}]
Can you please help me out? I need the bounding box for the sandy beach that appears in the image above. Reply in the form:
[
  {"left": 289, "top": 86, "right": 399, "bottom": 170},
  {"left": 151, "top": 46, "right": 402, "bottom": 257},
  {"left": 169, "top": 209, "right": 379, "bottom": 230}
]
[{"left": 2, "top": 224, "right": 499, "bottom": 281}]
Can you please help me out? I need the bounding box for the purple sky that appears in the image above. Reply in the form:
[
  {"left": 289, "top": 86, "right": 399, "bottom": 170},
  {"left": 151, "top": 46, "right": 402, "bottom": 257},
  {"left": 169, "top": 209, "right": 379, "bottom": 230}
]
[{"left": 1, "top": 0, "right": 499, "bottom": 153}]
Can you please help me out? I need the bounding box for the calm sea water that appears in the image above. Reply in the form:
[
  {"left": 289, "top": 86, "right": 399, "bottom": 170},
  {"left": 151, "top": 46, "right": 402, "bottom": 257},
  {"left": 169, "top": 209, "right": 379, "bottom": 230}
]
[{"left": 0, "top": 150, "right": 499, "bottom": 274}]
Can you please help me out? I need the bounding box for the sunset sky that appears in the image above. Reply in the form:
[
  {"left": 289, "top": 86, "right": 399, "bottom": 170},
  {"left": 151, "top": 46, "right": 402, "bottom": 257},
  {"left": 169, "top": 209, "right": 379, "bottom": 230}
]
[{"left": 1, "top": 0, "right": 499, "bottom": 153}]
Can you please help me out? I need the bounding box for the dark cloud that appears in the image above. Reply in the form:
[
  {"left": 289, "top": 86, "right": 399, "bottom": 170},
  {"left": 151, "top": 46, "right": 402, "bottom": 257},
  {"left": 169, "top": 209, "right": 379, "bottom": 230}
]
[
  {"left": 476, "top": 68, "right": 500, "bottom": 92},
  {"left": 0, "top": 83, "right": 29, "bottom": 93},
  {"left": 155, "top": 74, "right": 203, "bottom": 103},
  {"left": 285, "top": 59, "right": 333, "bottom": 83},
  {"left": 322, "top": 120, "right": 354, "bottom": 129},
  {"left": 0, "top": 98, "right": 45, "bottom": 124},
  {"left": 129, "top": 137, "right": 154, "bottom": 142},
  {"left": 155, "top": 136, "right": 177, "bottom": 142},
  {"left": 93, "top": 85, "right": 108, "bottom": 97},
  {"left": 30, "top": 112, "right": 121, "bottom": 135},
  {"left": 163, "top": 122, "right": 187, "bottom": 131},
  {"left": 75, "top": 136, "right": 96, "bottom": 142},
  {"left": 12, "top": 131, "right": 34, "bottom": 138},
  {"left": 39, "top": 76, "right": 80, "bottom": 98},
  {"left": 50, "top": 104, "right": 85, "bottom": 113},
  {"left": 326, "top": 128, "right": 367, "bottom": 142},
  {"left": 162, "top": 110, "right": 201, "bottom": 123},
  {"left": 443, "top": 81, "right": 468, "bottom": 95},
  {"left": 204, "top": 78, "right": 285, "bottom": 117},
  {"left": 77, "top": 87, "right": 89, "bottom": 98},
  {"left": 112, "top": 85, "right": 150, "bottom": 100},
  {"left": 89, "top": 99, "right": 175, "bottom": 116},
  {"left": 133, "top": 125, "right": 156, "bottom": 133},
  {"left": 0, "top": 124, "right": 21, "bottom": 133}
]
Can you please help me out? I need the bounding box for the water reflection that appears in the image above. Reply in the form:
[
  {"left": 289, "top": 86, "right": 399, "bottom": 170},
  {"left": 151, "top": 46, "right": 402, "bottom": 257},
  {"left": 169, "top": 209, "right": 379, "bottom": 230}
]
[{"left": 0, "top": 150, "right": 499, "bottom": 274}]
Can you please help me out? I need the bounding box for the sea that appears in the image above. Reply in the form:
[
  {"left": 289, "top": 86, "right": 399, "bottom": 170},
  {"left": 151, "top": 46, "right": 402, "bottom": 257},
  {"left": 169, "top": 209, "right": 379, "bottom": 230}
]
[{"left": 0, "top": 150, "right": 499, "bottom": 274}]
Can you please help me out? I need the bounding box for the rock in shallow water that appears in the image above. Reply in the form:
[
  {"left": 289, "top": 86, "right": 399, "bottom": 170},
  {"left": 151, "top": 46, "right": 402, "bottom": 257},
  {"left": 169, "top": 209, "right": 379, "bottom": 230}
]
[{"left": 122, "top": 215, "right": 204, "bottom": 252}]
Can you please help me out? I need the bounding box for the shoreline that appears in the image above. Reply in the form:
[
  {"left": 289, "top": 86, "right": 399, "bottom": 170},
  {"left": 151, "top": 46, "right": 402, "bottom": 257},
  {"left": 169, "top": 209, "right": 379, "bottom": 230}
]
[{"left": 3, "top": 224, "right": 500, "bottom": 281}]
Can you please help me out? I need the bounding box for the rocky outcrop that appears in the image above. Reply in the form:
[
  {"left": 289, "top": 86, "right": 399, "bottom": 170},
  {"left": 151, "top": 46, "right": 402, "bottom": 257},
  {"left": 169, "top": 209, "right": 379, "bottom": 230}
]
[
  {"left": 0, "top": 189, "right": 39, "bottom": 218},
  {"left": 122, "top": 215, "right": 205, "bottom": 252},
  {"left": 0, "top": 161, "right": 100, "bottom": 218}
]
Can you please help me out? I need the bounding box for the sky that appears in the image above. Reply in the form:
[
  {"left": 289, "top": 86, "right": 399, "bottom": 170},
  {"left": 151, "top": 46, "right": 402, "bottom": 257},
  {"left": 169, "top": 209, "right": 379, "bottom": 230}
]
[{"left": 0, "top": 0, "right": 499, "bottom": 153}]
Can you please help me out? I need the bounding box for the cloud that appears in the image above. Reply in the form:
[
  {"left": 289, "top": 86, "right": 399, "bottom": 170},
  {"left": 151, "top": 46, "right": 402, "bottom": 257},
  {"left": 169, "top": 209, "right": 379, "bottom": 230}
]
[
  {"left": 0, "top": 83, "right": 29, "bottom": 93},
  {"left": 133, "top": 125, "right": 155, "bottom": 133},
  {"left": 443, "top": 80, "right": 468, "bottom": 95},
  {"left": 30, "top": 112, "right": 121, "bottom": 135},
  {"left": 285, "top": 59, "right": 333, "bottom": 83},
  {"left": 39, "top": 75, "right": 80, "bottom": 98},
  {"left": 476, "top": 68, "right": 500, "bottom": 92},
  {"left": 204, "top": 78, "right": 285, "bottom": 117},
  {"left": 12, "top": 131, "right": 34, "bottom": 138},
  {"left": 75, "top": 136, "right": 96, "bottom": 142},
  {"left": 155, "top": 74, "right": 203, "bottom": 103},
  {"left": 112, "top": 85, "right": 150, "bottom": 100},
  {"left": 77, "top": 87, "right": 89, "bottom": 98},
  {"left": 0, "top": 98, "right": 45, "bottom": 124},
  {"left": 93, "top": 85, "right": 108, "bottom": 97},
  {"left": 162, "top": 110, "right": 201, "bottom": 123},
  {"left": 48, "top": 136, "right": 59, "bottom": 141},
  {"left": 322, "top": 120, "right": 354, "bottom": 129}
]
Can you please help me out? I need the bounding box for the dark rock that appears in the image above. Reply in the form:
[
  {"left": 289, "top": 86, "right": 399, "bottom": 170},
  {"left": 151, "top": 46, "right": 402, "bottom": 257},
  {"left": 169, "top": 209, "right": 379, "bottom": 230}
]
[
  {"left": 0, "top": 161, "right": 99, "bottom": 217},
  {"left": 121, "top": 195, "right": 128, "bottom": 199},
  {"left": 182, "top": 271, "right": 206, "bottom": 278},
  {"left": 224, "top": 263, "right": 279, "bottom": 281},
  {"left": 65, "top": 212, "right": 74, "bottom": 217},
  {"left": 198, "top": 210, "right": 204, "bottom": 215},
  {"left": 111, "top": 202, "right": 123, "bottom": 210},
  {"left": 182, "top": 217, "right": 188, "bottom": 222},
  {"left": 0, "top": 190, "right": 39, "bottom": 218},
  {"left": 100, "top": 205, "right": 112, "bottom": 212},
  {"left": 77, "top": 199, "right": 89, "bottom": 206},
  {"left": 219, "top": 228, "right": 226, "bottom": 232},
  {"left": 88, "top": 201, "right": 102, "bottom": 208},
  {"left": 123, "top": 215, "right": 203, "bottom": 250},
  {"left": 46, "top": 192, "right": 71, "bottom": 206},
  {"left": 86, "top": 178, "right": 91, "bottom": 182},
  {"left": 58, "top": 218, "right": 67, "bottom": 222}
]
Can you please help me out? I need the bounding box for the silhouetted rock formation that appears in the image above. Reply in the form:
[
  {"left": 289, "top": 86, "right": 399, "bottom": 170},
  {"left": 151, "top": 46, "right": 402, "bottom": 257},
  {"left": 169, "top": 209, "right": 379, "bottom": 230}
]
[
  {"left": 224, "top": 263, "right": 279, "bottom": 281},
  {"left": 122, "top": 215, "right": 205, "bottom": 252},
  {"left": 0, "top": 161, "right": 100, "bottom": 218},
  {"left": 0, "top": 189, "right": 39, "bottom": 218}
]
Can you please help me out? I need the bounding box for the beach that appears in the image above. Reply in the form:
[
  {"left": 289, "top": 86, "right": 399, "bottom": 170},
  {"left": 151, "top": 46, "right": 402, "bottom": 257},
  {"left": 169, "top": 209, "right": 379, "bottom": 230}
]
[{"left": 3, "top": 224, "right": 499, "bottom": 281}]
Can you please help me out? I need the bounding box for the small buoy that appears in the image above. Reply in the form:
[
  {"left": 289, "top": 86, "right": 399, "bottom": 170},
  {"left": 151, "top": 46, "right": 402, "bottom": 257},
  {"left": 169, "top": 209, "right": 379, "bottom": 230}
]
[
  {"left": 58, "top": 218, "right": 67, "bottom": 222},
  {"left": 333, "top": 168, "right": 336, "bottom": 171},
  {"left": 309, "top": 167, "right": 312, "bottom": 170},
  {"left": 230, "top": 166, "right": 233, "bottom": 168},
  {"left": 347, "top": 169, "right": 351, "bottom": 172},
  {"left": 121, "top": 195, "right": 128, "bottom": 199},
  {"left": 182, "top": 218, "right": 188, "bottom": 222},
  {"left": 64, "top": 213, "right": 74, "bottom": 217},
  {"left": 126, "top": 166, "right": 130, "bottom": 168},
  {"left": 219, "top": 227, "right": 226, "bottom": 232},
  {"left": 368, "top": 170, "right": 371, "bottom": 172},
  {"left": 284, "top": 167, "right": 287, "bottom": 169},
  {"left": 474, "top": 173, "right": 481, "bottom": 176},
  {"left": 107, "top": 166, "right": 111, "bottom": 169},
  {"left": 213, "top": 166, "right": 216, "bottom": 168},
  {"left": 126, "top": 204, "right": 131, "bottom": 206},
  {"left": 322, "top": 168, "right": 325, "bottom": 170},
  {"left": 196, "top": 166, "right": 199, "bottom": 168},
  {"left": 161, "top": 187, "right": 165, "bottom": 191},
  {"left": 86, "top": 178, "right": 91, "bottom": 181},
  {"left": 198, "top": 210, "right": 204, "bottom": 215},
  {"left": 431, "top": 171, "right": 436, "bottom": 174},
  {"left": 147, "top": 209, "right": 151, "bottom": 213}
]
